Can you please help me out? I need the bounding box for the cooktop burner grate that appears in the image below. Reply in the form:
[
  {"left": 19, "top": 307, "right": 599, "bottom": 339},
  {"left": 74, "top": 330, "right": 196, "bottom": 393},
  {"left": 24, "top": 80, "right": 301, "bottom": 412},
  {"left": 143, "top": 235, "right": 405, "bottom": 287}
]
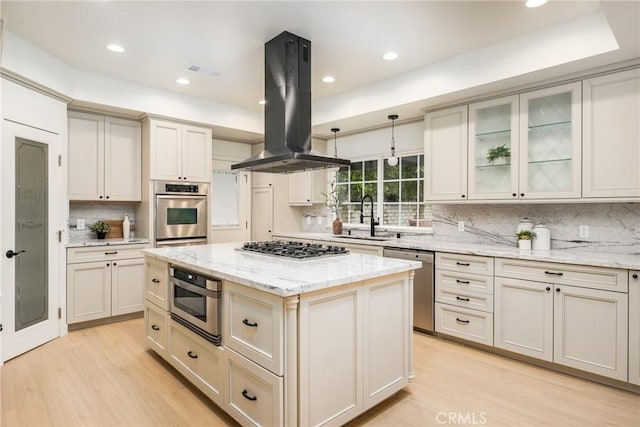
[{"left": 238, "top": 241, "right": 349, "bottom": 259}]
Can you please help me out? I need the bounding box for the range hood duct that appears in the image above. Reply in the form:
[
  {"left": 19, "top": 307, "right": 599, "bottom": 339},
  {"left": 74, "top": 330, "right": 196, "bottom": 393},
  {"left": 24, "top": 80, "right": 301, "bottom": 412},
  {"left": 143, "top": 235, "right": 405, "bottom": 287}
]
[{"left": 231, "top": 31, "right": 350, "bottom": 173}]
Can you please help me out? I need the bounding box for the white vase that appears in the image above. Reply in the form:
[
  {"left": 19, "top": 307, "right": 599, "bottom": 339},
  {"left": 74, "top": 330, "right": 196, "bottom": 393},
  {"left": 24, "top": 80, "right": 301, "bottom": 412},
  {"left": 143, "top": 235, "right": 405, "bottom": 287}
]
[{"left": 518, "top": 239, "right": 532, "bottom": 251}]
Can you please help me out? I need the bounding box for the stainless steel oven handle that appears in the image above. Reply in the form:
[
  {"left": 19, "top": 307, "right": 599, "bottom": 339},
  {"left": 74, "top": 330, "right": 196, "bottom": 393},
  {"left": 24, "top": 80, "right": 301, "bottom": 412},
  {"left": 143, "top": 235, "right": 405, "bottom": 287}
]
[
  {"left": 156, "top": 194, "right": 207, "bottom": 200},
  {"left": 170, "top": 277, "right": 220, "bottom": 298}
]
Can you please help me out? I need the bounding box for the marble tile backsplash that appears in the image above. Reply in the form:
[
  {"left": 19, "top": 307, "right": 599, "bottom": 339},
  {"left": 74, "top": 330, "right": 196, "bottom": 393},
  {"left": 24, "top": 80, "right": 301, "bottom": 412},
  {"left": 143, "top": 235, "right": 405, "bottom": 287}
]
[
  {"left": 431, "top": 203, "right": 639, "bottom": 255},
  {"left": 68, "top": 202, "right": 138, "bottom": 241}
]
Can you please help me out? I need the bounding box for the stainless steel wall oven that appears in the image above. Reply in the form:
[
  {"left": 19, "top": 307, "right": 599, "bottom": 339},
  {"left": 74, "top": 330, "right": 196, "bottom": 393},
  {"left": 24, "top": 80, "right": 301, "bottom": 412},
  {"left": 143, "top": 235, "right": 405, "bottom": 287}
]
[
  {"left": 154, "top": 181, "right": 208, "bottom": 247},
  {"left": 169, "top": 265, "right": 222, "bottom": 345}
]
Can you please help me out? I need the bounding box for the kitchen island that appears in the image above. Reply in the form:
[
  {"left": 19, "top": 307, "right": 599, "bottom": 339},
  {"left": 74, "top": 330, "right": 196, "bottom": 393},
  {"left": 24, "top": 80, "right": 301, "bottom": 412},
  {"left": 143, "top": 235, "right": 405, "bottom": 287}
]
[{"left": 143, "top": 242, "right": 420, "bottom": 426}]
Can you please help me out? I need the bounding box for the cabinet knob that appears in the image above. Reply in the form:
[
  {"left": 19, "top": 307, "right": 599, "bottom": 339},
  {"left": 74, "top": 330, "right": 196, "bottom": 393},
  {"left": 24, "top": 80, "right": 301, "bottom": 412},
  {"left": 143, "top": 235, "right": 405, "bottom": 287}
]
[
  {"left": 106, "top": 263, "right": 110, "bottom": 266},
  {"left": 633, "top": 274, "right": 638, "bottom": 279},
  {"left": 546, "top": 287, "right": 551, "bottom": 291},
  {"left": 113, "top": 262, "right": 117, "bottom": 266},
  {"left": 555, "top": 288, "right": 561, "bottom": 292},
  {"left": 99, "top": 196, "right": 103, "bottom": 199},
  {"left": 520, "top": 193, "right": 525, "bottom": 197},
  {"left": 512, "top": 193, "right": 517, "bottom": 197},
  {"left": 461, "top": 194, "right": 466, "bottom": 198},
  {"left": 106, "top": 196, "right": 110, "bottom": 199}
]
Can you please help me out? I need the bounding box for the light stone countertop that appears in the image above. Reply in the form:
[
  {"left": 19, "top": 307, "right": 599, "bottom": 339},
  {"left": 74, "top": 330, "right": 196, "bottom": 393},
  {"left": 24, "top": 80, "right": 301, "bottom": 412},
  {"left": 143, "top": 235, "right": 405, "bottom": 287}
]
[
  {"left": 144, "top": 242, "right": 421, "bottom": 297},
  {"left": 272, "top": 232, "right": 640, "bottom": 270},
  {"left": 66, "top": 238, "right": 150, "bottom": 248}
]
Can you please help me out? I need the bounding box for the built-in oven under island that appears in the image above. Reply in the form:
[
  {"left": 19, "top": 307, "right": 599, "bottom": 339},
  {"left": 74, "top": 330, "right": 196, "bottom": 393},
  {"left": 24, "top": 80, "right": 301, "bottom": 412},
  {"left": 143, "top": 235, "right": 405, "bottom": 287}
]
[{"left": 143, "top": 242, "right": 420, "bottom": 426}]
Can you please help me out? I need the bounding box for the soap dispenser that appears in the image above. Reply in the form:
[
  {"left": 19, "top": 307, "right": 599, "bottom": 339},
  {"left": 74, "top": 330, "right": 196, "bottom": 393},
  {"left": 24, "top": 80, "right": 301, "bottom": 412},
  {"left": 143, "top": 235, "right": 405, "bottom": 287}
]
[{"left": 123, "top": 213, "right": 130, "bottom": 241}]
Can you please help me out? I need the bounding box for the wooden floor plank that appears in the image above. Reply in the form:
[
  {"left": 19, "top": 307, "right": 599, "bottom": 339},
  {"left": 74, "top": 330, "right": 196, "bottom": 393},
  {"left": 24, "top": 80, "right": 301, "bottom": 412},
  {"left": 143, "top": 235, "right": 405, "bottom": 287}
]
[{"left": 1, "top": 318, "right": 638, "bottom": 426}]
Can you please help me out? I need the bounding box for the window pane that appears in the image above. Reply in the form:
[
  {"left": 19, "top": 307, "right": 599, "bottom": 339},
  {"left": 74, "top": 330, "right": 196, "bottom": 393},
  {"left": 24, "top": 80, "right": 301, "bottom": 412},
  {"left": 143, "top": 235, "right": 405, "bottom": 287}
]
[
  {"left": 363, "top": 182, "right": 377, "bottom": 199},
  {"left": 337, "top": 184, "right": 349, "bottom": 204},
  {"left": 401, "top": 156, "right": 418, "bottom": 179},
  {"left": 401, "top": 180, "right": 418, "bottom": 202},
  {"left": 350, "top": 162, "right": 363, "bottom": 181},
  {"left": 384, "top": 161, "right": 399, "bottom": 179},
  {"left": 418, "top": 179, "right": 424, "bottom": 202},
  {"left": 349, "top": 183, "right": 362, "bottom": 202},
  {"left": 337, "top": 167, "right": 349, "bottom": 183},
  {"left": 419, "top": 155, "right": 425, "bottom": 178},
  {"left": 364, "top": 160, "right": 377, "bottom": 181},
  {"left": 384, "top": 182, "right": 399, "bottom": 202}
]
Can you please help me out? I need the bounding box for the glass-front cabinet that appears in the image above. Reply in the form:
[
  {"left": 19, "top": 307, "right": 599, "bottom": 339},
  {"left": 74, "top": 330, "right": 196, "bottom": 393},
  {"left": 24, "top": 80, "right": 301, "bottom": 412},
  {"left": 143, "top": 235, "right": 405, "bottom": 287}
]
[
  {"left": 519, "top": 82, "right": 582, "bottom": 199},
  {"left": 466, "top": 83, "right": 581, "bottom": 201},
  {"left": 468, "top": 95, "right": 519, "bottom": 199}
]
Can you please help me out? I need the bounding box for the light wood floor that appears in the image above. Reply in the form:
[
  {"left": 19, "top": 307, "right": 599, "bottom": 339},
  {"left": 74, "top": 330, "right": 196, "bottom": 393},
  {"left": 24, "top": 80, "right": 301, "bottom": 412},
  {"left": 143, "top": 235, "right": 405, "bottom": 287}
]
[{"left": 1, "top": 318, "right": 638, "bottom": 426}]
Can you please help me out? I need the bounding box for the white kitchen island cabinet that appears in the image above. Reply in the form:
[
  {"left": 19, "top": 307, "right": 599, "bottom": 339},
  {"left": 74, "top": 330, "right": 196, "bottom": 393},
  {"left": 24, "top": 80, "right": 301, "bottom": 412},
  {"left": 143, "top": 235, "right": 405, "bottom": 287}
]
[{"left": 143, "top": 243, "right": 419, "bottom": 427}]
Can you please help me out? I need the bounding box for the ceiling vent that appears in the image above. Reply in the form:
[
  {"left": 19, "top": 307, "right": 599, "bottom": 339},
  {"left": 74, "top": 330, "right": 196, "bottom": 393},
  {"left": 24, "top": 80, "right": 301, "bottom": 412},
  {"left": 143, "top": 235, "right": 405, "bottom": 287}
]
[{"left": 186, "top": 64, "right": 220, "bottom": 77}]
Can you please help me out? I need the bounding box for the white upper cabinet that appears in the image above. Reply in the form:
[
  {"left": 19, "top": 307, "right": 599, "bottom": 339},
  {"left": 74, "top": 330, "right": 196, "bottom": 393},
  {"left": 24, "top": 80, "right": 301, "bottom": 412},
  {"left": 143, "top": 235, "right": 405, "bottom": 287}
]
[
  {"left": 468, "top": 96, "right": 519, "bottom": 200},
  {"left": 147, "top": 119, "right": 212, "bottom": 182},
  {"left": 583, "top": 69, "right": 640, "bottom": 199},
  {"left": 288, "top": 170, "right": 326, "bottom": 206},
  {"left": 518, "top": 82, "right": 582, "bottom": 200},
  {"left": 68, "top": 111, "right": 141, "bottom": 201},
  {"left": 424, "top": 105, "right": 468, "bottom": 201}
]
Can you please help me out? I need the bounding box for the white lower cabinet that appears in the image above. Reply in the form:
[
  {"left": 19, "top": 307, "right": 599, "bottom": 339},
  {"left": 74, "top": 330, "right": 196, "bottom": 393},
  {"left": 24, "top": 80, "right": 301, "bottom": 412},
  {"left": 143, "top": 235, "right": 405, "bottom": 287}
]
[
  {"left": 145, "top": 301, "right": 169, "bottom": 357},
  {"left": 67, "top": 245, "right": 148, "bottom": 324},
  {"left": 169, "top": 319, "right": 225, "bottom": 407},
  {"left": 298, "top": 274, "right": 411, "bottom": 426},
  {"left": 226, "top": 349, "right": 283, "bottom": 427},
  {"left": 629, "top": 271, "right": 640, "bottom": 385},
  {"left": 435, "top": 303, "right": 494, "bottom": 346},
  {"left": 494, "top": 258, "right": 629, "bottom": 382}
]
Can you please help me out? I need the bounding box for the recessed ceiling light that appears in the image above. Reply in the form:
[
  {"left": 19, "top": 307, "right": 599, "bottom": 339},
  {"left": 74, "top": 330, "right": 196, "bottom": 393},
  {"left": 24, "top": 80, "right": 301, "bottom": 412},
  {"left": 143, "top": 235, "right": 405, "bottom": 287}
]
[
  {"left": 106, "top": 44, "right": 125, "bottom": 53},
  {"left": 176, "top": 78, "right": 190, "bottom": 85},
  {"left": 258, "top": 100, "right": 266, "bottom": 105},
  {"left": 525, "top": 0, "right": 547, "bottom": 8},
  {"left": 383, "top": 51, "right": 399, "bottom": 61},
  {"left": 322, "top": 75, "right": 336, "bottom": 83}
]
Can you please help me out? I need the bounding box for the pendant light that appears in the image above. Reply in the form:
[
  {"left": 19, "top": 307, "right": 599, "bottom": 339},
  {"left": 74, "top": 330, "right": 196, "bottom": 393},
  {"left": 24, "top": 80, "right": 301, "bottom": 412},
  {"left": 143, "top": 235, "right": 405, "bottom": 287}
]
[
  {"left": 327, "top": 127, "right": 341, "bottom": 172},
  {"left": 387, "top": 114, "right": 399, "bottom": 166}
]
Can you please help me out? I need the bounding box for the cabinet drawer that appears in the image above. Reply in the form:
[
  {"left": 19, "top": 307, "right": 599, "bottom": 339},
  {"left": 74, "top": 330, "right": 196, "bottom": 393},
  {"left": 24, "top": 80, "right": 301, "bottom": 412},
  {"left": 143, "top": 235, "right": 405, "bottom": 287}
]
[
  {"left": 435, "top": 303, "right": 493, "bottom": 346},
  {"left": 169, "top": 320, "right": 224, "bottom": 406},
  {"left": 435, "top": 270, "right": 494, "bottom": 295},
  {"left": 68, "top": 244, "right": 148, "bottom": 263},
  {"left": 314, "top": 239, "right": 384, "bottom": 256},
  {"left": 145, "top": 257, "right": 169, "bottom": 310},
  {"left": 145, "top": 301, "right": 168, "bottom": 357},
  {"left": 226, "top": 349, "right": 283, "bottom": 427},
  {"left": 435, "top": 284, "right": 494, "bottom": 313},
  {"left": 436, "top": 253, "right": 494, "bottom": 276},
  {"left": 224, "top": 281, "right": 284, "bottom": 375},
  {"left": 495, "top": 258, "right": 628, "bottom": 292}
]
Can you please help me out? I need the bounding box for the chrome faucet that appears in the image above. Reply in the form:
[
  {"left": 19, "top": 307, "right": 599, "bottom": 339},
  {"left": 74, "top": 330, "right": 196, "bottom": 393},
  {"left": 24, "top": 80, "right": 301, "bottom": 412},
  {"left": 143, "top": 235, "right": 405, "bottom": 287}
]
[{"left": 360, "top": 194, "right": 380, "bottom": 237}]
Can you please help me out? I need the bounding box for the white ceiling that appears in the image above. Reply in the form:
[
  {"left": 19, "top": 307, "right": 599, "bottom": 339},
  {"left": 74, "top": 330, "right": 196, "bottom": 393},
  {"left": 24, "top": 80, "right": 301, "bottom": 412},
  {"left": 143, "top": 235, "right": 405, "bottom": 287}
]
[{"left": 2, "top": 1, "right": 639, "bottom": 140}]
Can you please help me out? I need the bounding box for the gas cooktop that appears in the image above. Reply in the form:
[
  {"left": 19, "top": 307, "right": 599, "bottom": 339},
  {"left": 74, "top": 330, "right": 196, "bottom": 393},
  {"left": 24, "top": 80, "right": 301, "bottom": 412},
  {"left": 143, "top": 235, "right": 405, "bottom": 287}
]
[{"left": 239, "top": 241, "right": 349, "bottom": 260}]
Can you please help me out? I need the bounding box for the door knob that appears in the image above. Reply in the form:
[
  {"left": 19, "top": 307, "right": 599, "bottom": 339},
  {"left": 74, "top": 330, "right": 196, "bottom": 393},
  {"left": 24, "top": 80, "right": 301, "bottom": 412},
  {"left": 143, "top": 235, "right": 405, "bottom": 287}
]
[{"left": 5, "top": 250, "right": 26, "bottom": 259}]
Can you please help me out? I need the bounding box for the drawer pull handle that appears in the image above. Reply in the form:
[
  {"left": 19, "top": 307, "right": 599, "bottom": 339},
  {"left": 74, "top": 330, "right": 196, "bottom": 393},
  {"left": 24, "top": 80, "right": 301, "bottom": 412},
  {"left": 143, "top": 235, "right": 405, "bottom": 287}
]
[
  {"left": 187, "top": 351, "right": 198, "bottom": 359},
  {"left": 151, "top": 324, "right": 160, "bottom": 331},
  {"left": 456, "top": 262, "right": 470, "bottom": 266},
  {"left": 456, "top": 296, "right": 470, "bottom": 302},
  {"left": 104, "top": 251, "right": 118, "bottom": 255},
  {"left": 242, "top": 389, "right": 258, "bottom": 401},
  {"left": 456, "top": 318, "right": 470, "bottom": 324},
  {"left": 456, "top": 279, "right": 470, "bottom": 284},
  {"left": 242, "top": 319, "right": 258, "bottom": 327},
  {"left": 544, "top": 271, "right": 563, "bottom": 276},
  {"left": 151, "top": 278, "right": 160, "bottom": 283}
]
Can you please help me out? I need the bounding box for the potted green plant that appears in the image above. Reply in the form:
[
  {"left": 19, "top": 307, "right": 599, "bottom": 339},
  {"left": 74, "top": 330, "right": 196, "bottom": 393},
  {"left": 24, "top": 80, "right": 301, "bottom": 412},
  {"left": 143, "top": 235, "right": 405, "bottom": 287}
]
[
  {"left": 89, "top": 221, "right": 111, "bottom": 239},
  {"left": 516, "top": 229, "right": 536, "bottom": 251},
  {"left": 486, "top": 144, "right": 511, "bottom": 164},
  {"left": 322, "top": 178, "right": 343, "bottom": 235}
]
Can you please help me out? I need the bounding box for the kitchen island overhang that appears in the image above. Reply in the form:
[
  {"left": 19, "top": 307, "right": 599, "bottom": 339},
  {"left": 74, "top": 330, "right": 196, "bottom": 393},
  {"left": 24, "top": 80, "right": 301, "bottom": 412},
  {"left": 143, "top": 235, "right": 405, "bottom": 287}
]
[{"left": 143, "top": 242, "right": 420, "bottom": 426}]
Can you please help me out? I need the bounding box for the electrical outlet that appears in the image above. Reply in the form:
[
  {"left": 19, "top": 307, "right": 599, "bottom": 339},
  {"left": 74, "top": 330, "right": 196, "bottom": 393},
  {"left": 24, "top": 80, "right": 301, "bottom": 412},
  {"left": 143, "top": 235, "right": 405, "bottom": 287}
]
[
  {"left": 579, "top": 225, "right": 589, "bottom": 238},
  {"left": 458, "top": 221, "right": 465, "bottom": 232},
  {"left": 77, "top": 219, "right": 85, "bottom": 230}
]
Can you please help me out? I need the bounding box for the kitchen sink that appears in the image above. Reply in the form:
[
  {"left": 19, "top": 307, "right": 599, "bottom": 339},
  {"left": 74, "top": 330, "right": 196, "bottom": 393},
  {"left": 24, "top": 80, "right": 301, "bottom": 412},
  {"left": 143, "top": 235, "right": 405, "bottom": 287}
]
[{"left": 333, "top": 235, "right": 391, "bottom": 242}]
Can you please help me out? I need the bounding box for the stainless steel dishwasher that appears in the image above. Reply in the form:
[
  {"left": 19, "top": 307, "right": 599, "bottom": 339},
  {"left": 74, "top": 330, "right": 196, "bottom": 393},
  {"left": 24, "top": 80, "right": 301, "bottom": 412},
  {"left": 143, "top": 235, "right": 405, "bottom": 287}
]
[{"left": 383, "top": 248, "right": 434, "bottom": 334}]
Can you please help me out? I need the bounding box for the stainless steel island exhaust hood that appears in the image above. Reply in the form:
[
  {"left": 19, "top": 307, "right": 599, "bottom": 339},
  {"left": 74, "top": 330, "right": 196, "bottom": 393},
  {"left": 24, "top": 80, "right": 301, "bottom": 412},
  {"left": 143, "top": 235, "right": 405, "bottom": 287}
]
[{"left": 231, "top": 31, "right": 350, "bottom": 173}]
